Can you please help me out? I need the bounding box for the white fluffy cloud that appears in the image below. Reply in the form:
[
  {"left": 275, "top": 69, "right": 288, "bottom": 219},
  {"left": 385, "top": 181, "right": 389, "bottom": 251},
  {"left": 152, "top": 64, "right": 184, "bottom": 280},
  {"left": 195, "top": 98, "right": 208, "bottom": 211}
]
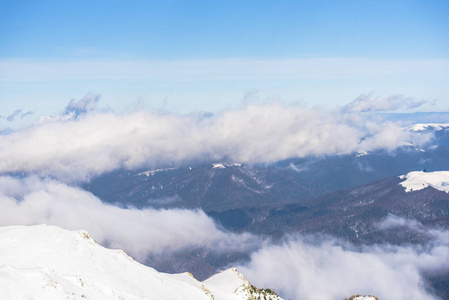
[
  {"left": 0, "top": 101, "right": 432, "bottom": 182},
  {"left": 238, "top": 232, "right": 449, "bottom": 300},
  {"left": 0, "top": 176, "right": 259, "bottom": 261}
]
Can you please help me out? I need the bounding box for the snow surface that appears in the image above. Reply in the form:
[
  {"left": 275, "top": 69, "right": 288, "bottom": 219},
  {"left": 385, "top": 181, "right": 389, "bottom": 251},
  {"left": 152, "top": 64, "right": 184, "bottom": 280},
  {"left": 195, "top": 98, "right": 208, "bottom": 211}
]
[
  {"left": 203, "top": 268, "right": 251, "bottom": 300},
  {"left": 409, "top": 123, "right": 449, "bottom": 132},
  {"left": 204, "top": 268, "right": 282, "bottom": 300},
  {"left": 0, "top": 225, "right": 283, "bottom": 300},
  {"left": 352, "top": 297, "right": 378, "bottom": 300},
  {"left": 399, "top": 171, "right": 449, "bottom": 193}
]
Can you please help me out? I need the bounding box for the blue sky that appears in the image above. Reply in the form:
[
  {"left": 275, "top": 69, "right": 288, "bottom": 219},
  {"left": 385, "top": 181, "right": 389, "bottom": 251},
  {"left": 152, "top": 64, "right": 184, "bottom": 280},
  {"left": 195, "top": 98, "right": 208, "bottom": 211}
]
[{"left": 1, "top": 0, "right": 448, "bottom": 128}]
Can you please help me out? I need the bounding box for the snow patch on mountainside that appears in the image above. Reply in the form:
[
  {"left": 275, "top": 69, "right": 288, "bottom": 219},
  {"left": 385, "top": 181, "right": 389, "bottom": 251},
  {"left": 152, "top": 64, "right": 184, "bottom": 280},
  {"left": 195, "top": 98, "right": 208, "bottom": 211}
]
[
  {"left": 409, "top": 123, "right": 449, "bottom": 132},
  {"left": 213, "top": 163, "right": 242, "bottom": 169},
  {"left": 0, "top": 225, "right": 282, "bottom": 300},
  {"left": 213, "top": 163, "right": 226, "bottom": 169},
  {"left": 355, "top": 151, "right": 369, "bottom": 158},
  {"left": 399, "top": 171, "right": 449, "bottom": 193},
  {"left": 138, "top": 167, "right": 177, "bottom": 176}
]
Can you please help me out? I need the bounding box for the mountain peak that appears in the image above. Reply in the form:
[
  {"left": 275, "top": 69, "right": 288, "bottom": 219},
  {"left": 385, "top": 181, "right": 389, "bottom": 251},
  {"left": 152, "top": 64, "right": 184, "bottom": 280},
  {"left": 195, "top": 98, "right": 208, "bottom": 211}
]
[{"left": 204, "top": 267, "right": 283, "bottom": 300}]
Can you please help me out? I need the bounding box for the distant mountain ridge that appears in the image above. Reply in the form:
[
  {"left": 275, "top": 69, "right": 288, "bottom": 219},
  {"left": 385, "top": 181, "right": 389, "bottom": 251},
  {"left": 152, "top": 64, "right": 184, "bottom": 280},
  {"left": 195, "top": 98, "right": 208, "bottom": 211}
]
[
  {"left": 84, "top": 125, "right": 449, "bottom": 212},
  {"left": 84, "top": 162, "right": 323, "bottom": 212},
  {"left": 236, "top": 171, "right": 449, "bottom": 243}
]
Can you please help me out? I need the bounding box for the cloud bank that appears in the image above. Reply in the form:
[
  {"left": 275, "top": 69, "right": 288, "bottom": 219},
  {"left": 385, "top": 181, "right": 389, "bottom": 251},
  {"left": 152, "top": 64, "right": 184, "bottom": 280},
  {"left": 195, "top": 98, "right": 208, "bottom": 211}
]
[
  {"left": 0, "top": 176, "right": 259, "bottom": 261},
  {"left": 238, "top": 232, "right": 449, "bottom": 300},
  {"left": 0, "top": 98, "right": 433, "bottom": 182}
]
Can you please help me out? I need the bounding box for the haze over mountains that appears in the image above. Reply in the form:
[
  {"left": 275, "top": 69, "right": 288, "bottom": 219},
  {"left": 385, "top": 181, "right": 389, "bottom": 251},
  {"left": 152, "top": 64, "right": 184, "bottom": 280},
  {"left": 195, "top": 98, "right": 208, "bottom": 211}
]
[{"left": 1, "top": 96, "right": 449, "bottom": 299}]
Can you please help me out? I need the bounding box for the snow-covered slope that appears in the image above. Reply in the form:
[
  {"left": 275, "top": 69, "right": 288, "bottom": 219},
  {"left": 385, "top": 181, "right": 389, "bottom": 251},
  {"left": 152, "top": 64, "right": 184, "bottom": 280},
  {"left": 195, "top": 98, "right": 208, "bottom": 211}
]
[
  {"left": 399, "top": 171, "right": 449, "bottom": 193},
  {"left": 409, "top": 123, "right": 449, "bottom": 131},
  {"left": 0, "top": 225, "right": 283, "bottom": 300}
]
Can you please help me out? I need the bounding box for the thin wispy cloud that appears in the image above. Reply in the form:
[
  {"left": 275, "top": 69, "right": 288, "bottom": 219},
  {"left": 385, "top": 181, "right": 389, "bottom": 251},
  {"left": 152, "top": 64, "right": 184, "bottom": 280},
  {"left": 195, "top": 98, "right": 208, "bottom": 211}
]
[
  {"left": 0, "top": 110, "right": 34, "bottom": 123},
  {"left": 64, "top": 93, "right": 101, "bottom": 117},
  {"left": 375, "top": 214, "right": 423, "bottom": 231},
  {"left": 1, "top": 58, "right": 448, "bottom": 82},
  {"left": 342, "top": 93, "right": 432, "bottom": 113},
  {"left": 20, "top": 111, "right": 34, "bottom": 119},
  {"left": 0, "top": 110, "right": 21, "bottom": 122},
  {"left": 6, "top": 109, "right": 22, "bottom": 122}
]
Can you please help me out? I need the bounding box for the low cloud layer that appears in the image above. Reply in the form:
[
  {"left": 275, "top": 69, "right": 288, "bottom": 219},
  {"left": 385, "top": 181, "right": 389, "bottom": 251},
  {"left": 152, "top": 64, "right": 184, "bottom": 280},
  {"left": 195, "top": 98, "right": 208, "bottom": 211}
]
[
  {"left": 0, "top": 176, "right": 259, "bottom": 260},
  {"left": 238, "top": 232, "right": 449, "bottom": 300},
  {"left": 0, "top": 96, "right": 433, "bottom": 182}
]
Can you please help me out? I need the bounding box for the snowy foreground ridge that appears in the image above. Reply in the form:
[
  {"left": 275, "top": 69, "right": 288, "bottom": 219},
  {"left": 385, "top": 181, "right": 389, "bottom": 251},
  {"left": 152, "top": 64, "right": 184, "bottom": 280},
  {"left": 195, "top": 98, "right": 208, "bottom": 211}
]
[
  {"left": 399, "top": 171, "right": 449, "bottom": 193},
  {"left": 0, "top": 225, "right": 283, "bottom": 300}
]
